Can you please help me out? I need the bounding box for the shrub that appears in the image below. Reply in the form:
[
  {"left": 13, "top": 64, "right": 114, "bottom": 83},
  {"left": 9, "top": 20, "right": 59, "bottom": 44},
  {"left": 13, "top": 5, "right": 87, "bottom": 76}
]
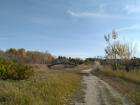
[
  {"left": 94, "top": 61, "right": 102, "bottom": 70},
  {"left": 91, "top": 61, "right": 103, "bottom": 74},
  {"left": 0, "top": 59, "right": 34, "bottom": 80}
]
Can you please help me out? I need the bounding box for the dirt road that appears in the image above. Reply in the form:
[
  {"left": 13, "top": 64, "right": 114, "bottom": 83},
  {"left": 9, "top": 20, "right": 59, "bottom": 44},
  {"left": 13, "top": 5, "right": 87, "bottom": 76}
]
[{"left": 74, "top": 69, "right": 135, "bottom": 105}]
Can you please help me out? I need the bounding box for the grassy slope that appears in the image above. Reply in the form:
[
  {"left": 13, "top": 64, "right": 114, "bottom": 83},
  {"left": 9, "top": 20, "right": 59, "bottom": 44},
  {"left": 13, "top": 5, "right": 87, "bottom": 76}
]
[
  {"left": 0, "top": 69, "right": 81, "bottom": 105},
  {"left": 95, "top": 69, "right": 140, "bottom": 105}
]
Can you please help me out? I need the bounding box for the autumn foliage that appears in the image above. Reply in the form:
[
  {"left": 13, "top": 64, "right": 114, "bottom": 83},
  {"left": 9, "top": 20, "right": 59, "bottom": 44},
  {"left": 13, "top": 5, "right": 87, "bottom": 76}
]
[{"left": 0, "top": 48, "right": 55, "bottom": 64}]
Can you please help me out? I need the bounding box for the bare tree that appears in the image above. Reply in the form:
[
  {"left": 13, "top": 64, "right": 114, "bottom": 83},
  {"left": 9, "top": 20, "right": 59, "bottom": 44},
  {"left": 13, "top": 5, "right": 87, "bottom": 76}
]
[
  {"left": 104, "top": 30, "right": 136, "bottom": 70},
  {"left": 104, "top": 30, "right": 136, "bottom": 59}
]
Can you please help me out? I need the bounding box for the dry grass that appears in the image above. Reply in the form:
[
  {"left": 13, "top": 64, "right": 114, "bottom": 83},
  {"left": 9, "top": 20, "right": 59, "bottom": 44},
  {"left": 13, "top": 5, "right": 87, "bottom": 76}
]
[
  {"left": 96, "top": 67, "right": 140, "bottom": 105},
  {"left": 101, "top": 69, "right": 140, "bottom": 84},
  {"left": 0, "top": 69, "right": 81, "bottom": 105}
]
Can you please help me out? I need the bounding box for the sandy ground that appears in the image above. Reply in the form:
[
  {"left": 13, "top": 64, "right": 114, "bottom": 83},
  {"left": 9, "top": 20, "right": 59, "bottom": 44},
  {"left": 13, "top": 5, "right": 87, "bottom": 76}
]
[{"left": 74, "top": 69, "right": 135, "bottom": 105}]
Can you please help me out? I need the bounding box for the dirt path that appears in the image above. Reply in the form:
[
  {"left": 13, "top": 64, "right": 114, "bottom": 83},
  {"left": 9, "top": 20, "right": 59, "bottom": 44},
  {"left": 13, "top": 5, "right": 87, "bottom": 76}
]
[{"left": 74, "top": 69, "right": 135, "bottom": 105}]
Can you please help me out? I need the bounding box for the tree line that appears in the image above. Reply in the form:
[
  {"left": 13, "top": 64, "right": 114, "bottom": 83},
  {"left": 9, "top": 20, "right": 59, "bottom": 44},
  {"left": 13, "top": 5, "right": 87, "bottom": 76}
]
[
  {"left": 0, "top": 48, "right": 55, "bottom": 64},
  {"left": 0, "top": 48, "right": 85, "bottom": 65}
]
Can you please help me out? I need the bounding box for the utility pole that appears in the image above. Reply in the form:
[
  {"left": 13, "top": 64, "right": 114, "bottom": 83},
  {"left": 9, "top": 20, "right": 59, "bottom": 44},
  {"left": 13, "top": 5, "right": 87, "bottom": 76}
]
[{"left": 112, "top": 30, "right": 118, "bottom": 70}]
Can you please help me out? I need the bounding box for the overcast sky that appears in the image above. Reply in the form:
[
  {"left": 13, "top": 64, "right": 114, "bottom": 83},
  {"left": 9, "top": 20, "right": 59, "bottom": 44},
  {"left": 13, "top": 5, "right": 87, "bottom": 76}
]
[{"left": 0, "top": 0, "right": 140, "bottom": 58}]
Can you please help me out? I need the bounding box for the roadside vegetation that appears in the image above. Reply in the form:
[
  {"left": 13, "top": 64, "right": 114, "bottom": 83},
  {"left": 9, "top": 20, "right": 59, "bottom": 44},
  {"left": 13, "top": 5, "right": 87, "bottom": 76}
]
[
  {"left": 0, "top": 59, "right": 34, "bottom": 80},
  {"left": 0, "top": 69, "right": 81, "bottom": 105},
  {"left": 99, "top": 69, "right": 140, "bottom": 84},
  {"left": 96, "top": 69, "right": 140, "bottom": 105},
  {"left": 92, "top": 62, "right": 140, "bottom": 105},
  {"left": 0, "top": 48, "right": 84, "bottom": 105}
]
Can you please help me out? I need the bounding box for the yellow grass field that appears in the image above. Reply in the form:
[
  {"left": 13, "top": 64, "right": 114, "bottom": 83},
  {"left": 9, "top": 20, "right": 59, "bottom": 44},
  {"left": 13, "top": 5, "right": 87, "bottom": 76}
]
[
  {"left": 97, "top": 68, "right": 140, "bottom": 105},
  {"left": 0, "top": 69, "right": 81, "bottom": 105},
  {"left": 101, "top": 69, "right": 140, "bottom": 84}
]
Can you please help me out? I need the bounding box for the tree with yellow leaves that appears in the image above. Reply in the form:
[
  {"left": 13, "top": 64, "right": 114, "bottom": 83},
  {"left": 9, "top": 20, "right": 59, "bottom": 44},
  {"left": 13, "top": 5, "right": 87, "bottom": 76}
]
[{"left": 104, "top": 30, "right": 136, "bottom": 70}]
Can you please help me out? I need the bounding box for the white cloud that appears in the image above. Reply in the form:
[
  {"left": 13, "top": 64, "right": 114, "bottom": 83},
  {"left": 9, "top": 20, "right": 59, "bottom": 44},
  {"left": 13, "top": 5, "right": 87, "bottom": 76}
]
[
  {"left": 67, "top": 9, "right": 121, "bottom": 19},
  {"left": 67, "top": 9, "right": 134, "bottom": 20},
  {"left": 117, "top": 25, "right": 140, "bottom": 31},
  {"left": 125, "top": 5, "right": 140, "bottom": 13},
  {"left": 67, "top": 9, "right": 105, "bottom": 18}
]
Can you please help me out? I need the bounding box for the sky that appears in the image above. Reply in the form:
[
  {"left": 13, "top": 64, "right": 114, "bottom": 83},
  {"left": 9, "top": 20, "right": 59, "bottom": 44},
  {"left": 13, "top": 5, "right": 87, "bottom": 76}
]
[{"left": 0, "top": 0, "right": 140, "bottom": 58}]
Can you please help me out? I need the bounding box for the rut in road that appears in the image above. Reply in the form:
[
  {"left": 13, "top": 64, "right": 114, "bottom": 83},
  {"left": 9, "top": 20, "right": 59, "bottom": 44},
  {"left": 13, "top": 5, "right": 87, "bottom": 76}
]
[{"left": 74, "top": 69, "right": 135, "bottom": 105}]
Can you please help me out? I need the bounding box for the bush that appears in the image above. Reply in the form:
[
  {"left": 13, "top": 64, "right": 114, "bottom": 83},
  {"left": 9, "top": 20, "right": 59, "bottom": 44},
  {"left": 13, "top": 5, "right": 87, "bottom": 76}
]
[
  {"left": 91, "top": 61, "right": 103, "bottom": 74},
  {"left": 0, "top": 59, "right": 34, "bottom": 80}
]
